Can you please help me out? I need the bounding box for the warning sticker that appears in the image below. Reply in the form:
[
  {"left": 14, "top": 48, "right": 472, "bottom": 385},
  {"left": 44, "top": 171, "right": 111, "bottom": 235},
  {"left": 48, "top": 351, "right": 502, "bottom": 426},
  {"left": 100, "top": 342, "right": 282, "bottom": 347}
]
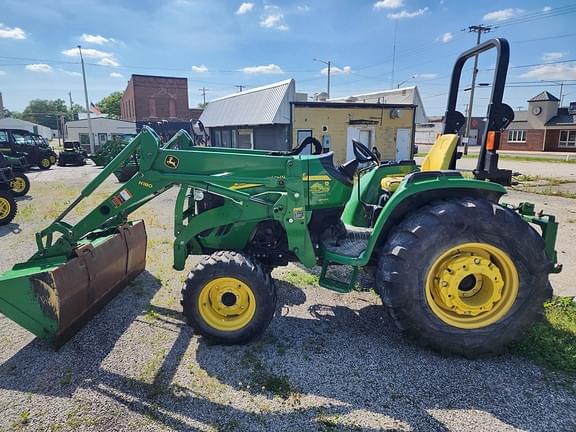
[
  {"left": 293, "top": 207, "right": 305, "bottom": 219},
  {"left": 111, "top": 188, "right": 133, "bottom": 207}
]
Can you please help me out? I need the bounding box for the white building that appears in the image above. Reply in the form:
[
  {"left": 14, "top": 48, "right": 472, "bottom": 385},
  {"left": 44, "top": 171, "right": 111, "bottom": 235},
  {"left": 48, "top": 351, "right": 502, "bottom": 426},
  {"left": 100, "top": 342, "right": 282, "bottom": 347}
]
[
  {"left": 65, "top": 117, "right": 136, "bottom": 149},
  {"left": 0, "top": 117, "right": 53, "bottom": 139},
  {"left": 329, "top": 86, "right": 428, "bottom": 126}
]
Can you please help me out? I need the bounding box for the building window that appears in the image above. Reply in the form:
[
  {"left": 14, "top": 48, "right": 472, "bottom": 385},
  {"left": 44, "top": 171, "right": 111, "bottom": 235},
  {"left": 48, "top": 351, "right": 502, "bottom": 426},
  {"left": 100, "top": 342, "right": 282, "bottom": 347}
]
[
  {"left": 237, "top": 129, "right": 253, "bottom": 149},
  {"left": 98, "top": 133, "right": 108, "bottom": 144},
  {"left": 221, "top": 130, "right": 232, "bottom": 147},
  {"left": 213, "top": 130, "right": 222, "bottom": 147},
  {"left": 79, "top": 133, "right": 90, "bottom": 145},
  {"left": 559, "top": 130, "right": 576, "bottom": 148},
  {"left": 507, "top": 130, "right": 526, "bottom": 142},
  {"left": 296, "top": 129, "right": 313, "bottom": 155}
]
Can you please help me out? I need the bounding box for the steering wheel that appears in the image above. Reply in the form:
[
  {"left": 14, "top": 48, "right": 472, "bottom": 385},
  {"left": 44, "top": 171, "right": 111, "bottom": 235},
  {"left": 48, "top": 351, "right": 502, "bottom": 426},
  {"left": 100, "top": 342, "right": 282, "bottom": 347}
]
[
  {"left": 352, "top": 139, "right": 379, "bottom": 164},
  {"left": 290, "top": 136, "right": 323, "bottom": 155}
]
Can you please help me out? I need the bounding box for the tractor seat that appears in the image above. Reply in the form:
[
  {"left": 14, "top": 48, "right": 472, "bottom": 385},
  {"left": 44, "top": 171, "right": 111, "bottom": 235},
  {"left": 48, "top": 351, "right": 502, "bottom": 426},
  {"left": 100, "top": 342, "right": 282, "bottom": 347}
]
[{"left": 380, "top": 134, "right": 459, "bottom": 192}]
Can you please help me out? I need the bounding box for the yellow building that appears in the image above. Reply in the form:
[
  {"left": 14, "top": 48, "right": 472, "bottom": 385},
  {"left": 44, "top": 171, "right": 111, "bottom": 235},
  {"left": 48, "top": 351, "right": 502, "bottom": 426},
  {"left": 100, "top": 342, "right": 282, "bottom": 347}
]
[{"left": 291, "top": 102, "right": 416, "bottom": 165}]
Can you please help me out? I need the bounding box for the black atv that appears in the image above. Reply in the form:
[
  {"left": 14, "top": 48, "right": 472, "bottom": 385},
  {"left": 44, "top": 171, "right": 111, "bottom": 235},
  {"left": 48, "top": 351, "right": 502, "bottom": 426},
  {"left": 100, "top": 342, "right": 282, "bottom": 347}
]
[
  {"left": 0, "top": 129, "right": 57, "bottom": 170},
  {"left": 0, "top": 163, "right": 17, "bottom": 226},
  {"left": 58, "top": 141, "right": 87, "bottom": 166}
]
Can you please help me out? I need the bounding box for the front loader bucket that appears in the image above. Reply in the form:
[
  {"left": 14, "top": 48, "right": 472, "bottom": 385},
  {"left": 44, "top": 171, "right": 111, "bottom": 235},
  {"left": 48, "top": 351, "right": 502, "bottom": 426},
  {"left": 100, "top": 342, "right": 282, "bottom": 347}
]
[{"left": 0, "top": 221, "right": 147, "bottom": 349}]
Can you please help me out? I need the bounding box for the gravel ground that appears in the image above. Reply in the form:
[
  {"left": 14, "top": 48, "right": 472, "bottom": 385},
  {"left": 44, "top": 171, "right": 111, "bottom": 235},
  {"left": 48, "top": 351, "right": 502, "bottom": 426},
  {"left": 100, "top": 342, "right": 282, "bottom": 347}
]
[{"left": 0, "top": 162, "right": 575, "bottom": 431}]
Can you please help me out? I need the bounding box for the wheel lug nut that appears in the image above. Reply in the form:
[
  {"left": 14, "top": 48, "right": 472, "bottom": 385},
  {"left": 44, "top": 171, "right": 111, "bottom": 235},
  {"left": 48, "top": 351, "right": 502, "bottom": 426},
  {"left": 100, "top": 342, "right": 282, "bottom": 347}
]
[
  {"left": 474, "top": 258, "right": 480, "bottom": 264},
  {"left": 441, "top": 281, "right": 448, "bottom": 287}
]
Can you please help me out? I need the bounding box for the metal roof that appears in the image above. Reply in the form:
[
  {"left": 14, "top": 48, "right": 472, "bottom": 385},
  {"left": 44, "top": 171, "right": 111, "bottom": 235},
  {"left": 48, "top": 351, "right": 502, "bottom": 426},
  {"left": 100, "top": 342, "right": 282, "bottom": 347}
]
[
  {"left": 528, "top": 91, "right": 560, "bottom": 102},
  {"left": 328, "top": 86, "right": 427, "bottom": 124},
  {"left": 200, "top": 79, "right": 295, "bottom": 127}
]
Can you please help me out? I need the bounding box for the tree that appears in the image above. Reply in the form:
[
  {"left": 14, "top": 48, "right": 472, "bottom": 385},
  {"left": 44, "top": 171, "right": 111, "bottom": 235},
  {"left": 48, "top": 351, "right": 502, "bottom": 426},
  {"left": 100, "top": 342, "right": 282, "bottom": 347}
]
[
  {"left": 21, "top": 99, "right": 68, "bottom": 129},
  {"left": 98, "top": 91, "right": 123, "bottom": 119}
]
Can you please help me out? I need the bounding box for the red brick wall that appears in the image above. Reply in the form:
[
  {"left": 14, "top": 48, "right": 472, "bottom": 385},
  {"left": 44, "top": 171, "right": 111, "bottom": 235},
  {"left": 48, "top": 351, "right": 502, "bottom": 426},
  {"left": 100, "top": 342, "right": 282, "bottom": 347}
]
[
  {"left": 131, "top": 76, "right": 190, "bottom": 122},
  {"left": 121, "top": 79, "right": 135, "bottom": 121},
  {"left": 544, "top": 129, "right": 576, "bottom": 152},
  {"left": 500, "top": 129, "right": 543, "bottom": 151}
]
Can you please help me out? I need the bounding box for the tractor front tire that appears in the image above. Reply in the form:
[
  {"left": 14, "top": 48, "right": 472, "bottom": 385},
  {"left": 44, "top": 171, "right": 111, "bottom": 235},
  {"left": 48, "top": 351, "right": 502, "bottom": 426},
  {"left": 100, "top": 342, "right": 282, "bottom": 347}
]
[
  {"left": 10, "top": 173, "right": 30, "bottom": 197},
  {"left": 376, "top": 197, "right": 552, "bottom": 356},
  {"left": 181, "top": 251, "right": 276, "bottom": 344},
  {"left": 0, "top": 191, "right": 17, "bottom": 225}
]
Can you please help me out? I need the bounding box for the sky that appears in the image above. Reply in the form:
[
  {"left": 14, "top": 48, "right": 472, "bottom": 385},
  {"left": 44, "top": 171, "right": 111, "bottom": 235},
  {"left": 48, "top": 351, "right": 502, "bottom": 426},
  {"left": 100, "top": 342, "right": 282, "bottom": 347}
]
[{"left": 0, "top": 0, "right": 574, "bottom": 117}]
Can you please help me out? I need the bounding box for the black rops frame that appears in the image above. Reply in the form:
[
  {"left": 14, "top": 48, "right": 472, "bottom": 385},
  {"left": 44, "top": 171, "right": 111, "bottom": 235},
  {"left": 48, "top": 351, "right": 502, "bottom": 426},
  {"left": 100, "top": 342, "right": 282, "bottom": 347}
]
[{"left": 443, "top": 38, "right": 515, "bottom": 186}]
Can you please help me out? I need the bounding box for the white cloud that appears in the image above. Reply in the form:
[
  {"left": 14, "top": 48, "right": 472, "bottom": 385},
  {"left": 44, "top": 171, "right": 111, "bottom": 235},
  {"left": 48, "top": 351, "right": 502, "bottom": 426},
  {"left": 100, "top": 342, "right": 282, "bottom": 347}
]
[
  {"left": 521, "top": 63, "right": 576, "bottom": 80},
  {"left": 0, "top": 24, "right": 26, "bottom": 40},
  {"left": 543, "top": 6, "right": 552, "bottom": 12},
  {"left": 542, "top": 52, "right": 563, "bottom": 62},
  {"left": 438, "top": 32, "right": 453, "bottom": 43},
  {"left": 98, "top": 57, "right": 120, "bottom": 67},
  {"left": 192, "top": 64, "right": 209, "bottom": 73},
  {"left": 110, "top": 72, "right": 124, "bottom": 78},
  {"left": 483, "top": 8, "right": 524, "bottom": 22},
  {"left": 80, "top": 34, "right": 109, "bottom": 45},
  {"left": 297, "top": 5, "right": 310, "bottom": 12},
  {"left": 0, "top": 70, "right": 6, "bottom": 76},
  {"left": 322, "top": 65, "right": 351, "bottom": 76},
  {"left": 62, "top": 47, "right": 113, "bottom": 59},
  {"left": 236, "top": 2, "right": 255, "bottom": 15},
  {"left": 58, "top": 68, "right": 81, "bottom": 76},
  {"left": 26, "top": 64, "right": 53, "bottom": 73},
  {"left": 260, "top": 6, "right": 289, "bottom": 30},
  {"left": 387, "top": 7, "right": 429, "bottom": 19},
  {"left": 240, "top": 64, "right": 285, "bottom": 74},
  {"left": 414, "top": 73, "right": 438, "bottom": 80},
  {"left": 374, "top": 0, "right": 404, "bottom": 9}
]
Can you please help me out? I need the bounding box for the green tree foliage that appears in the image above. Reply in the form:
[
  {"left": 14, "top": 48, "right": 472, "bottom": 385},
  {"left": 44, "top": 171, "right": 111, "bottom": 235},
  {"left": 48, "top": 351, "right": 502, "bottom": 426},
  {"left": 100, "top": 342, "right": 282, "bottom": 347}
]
[
  {"left": 97, "top": 91, "right": 123, "bottom": 119},
  {"left": 21, "top": 99, "right": 69, "bottom": 129}
]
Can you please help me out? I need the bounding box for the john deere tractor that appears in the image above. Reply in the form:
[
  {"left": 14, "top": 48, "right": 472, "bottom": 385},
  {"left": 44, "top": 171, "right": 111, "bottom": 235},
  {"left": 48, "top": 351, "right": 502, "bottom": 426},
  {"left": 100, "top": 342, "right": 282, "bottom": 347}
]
[{"left": 0, "top": 39, "right": 562, "bottom": 355}]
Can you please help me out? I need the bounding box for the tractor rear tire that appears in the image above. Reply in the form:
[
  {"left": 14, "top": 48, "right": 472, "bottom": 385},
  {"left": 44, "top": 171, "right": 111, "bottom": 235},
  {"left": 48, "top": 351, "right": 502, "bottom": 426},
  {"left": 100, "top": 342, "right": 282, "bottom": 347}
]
[
  {"left": 376, "top": 197, "right": 552, "bottom": 357},
  {"left": 10, "top": 173, "right": 30, "bottom": 197},
  {"left": 181, "top": 251, "right": 276, "bottom": 344},
  {"left": 0, "top": 191, "right": 17, "bottom": 225}
]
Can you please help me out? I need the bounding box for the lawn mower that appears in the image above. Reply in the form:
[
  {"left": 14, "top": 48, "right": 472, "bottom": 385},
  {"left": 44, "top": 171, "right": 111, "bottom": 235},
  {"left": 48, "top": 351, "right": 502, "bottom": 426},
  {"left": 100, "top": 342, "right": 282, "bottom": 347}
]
[
  {"left": 0, "top": 39, "right": 562, "bottom": 355},
  {"left": 58, "top": 141, "right": 87, "bottom": 166}
]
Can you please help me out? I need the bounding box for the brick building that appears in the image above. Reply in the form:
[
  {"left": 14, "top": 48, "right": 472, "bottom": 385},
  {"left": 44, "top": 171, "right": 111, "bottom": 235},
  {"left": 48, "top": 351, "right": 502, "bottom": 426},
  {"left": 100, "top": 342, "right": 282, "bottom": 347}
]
[
  {"left": 121, "top": 74, "right": 202, "bottom": 140},
  {"left": 500, "top": 91, "right": 576, "bottom": 152}
]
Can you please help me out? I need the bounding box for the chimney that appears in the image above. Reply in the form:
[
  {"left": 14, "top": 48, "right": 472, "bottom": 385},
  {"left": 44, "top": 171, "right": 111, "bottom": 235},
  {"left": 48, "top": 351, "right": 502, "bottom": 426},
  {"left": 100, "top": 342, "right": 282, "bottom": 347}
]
[{"left": 0, "top": 92, "right": 4, "bottom": 119}]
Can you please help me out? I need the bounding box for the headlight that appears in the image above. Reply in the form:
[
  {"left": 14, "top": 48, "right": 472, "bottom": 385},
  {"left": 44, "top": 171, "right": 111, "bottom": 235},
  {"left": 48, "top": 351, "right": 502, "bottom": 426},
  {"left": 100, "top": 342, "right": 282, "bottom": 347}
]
[{"left": 193, "top": 189, "right": 205, "bottom": 201}]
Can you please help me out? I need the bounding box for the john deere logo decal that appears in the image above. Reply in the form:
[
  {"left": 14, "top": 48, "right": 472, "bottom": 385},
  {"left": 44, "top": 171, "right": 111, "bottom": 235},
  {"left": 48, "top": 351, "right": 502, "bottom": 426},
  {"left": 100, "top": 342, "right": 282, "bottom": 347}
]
[{"left": 165, "top": 155, "right": 179, "bottom": 169}]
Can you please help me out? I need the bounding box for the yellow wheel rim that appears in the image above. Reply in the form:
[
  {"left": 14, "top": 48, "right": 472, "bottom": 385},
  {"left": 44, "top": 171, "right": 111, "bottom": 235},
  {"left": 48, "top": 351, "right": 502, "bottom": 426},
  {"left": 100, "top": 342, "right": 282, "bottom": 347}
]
[
  {"left": 0, "top": 197, "right": 11, "bottom": 219},
  {"left": 198, "top": 277, "right": 256, "bottom": 331},
  {"left": 10, "top": 177, "right": 26, "bottom": 193},
  {"left": 41, "top": 158, "right": 50, "bottom": 167},
  {"left": 425, "top": 242, "right": 519, "bottom": 329}
]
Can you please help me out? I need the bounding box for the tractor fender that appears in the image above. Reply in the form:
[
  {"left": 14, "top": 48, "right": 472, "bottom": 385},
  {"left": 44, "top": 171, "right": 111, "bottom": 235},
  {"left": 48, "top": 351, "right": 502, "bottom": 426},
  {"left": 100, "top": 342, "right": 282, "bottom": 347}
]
[{"left": 361, "top": 172, "right": 506, "bottom": 265}]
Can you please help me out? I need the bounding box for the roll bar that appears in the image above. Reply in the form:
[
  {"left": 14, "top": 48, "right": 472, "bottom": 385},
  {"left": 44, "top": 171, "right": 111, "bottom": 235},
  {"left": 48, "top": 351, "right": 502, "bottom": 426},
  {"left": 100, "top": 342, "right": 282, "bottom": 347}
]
[{"left": 443, "top": 38, "right": 515, "bottom": 185}]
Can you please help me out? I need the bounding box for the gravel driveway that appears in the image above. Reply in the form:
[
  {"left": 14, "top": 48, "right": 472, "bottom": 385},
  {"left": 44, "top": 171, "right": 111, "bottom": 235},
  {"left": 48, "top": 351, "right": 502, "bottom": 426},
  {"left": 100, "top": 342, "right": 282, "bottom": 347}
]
[{"left": 0, "top": 163, "right": 575, "bottom": 431}]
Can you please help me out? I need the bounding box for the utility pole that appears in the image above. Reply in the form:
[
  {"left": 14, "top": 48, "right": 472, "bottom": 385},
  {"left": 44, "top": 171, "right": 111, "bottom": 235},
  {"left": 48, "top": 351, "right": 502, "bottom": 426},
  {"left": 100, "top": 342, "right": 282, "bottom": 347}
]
[
  {"left": 313, "top": 58, "right": 331, "bottom": 99},
  {"left": 68, "top": 92, "right": 73, "bottom": 110},
  {"left": 235, "top": 85, "right": 245, "bottom": 92},
  {"left": 391, "top": 21, "right": 398, "bottom": 89},
  {"left": 463, "top": 24, "right": 493, "bottom": 155},
  {"left": 198, "top": 87, "right": 208, "bottom": 106},
  {"left": 78, "top": 45, "right": 95, "bottom": 154}
]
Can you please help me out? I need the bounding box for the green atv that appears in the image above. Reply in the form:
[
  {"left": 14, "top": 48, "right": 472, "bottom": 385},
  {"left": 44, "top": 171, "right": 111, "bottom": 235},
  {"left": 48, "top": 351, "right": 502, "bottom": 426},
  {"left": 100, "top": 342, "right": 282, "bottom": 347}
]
[{"left": 0, "top": 39, "right": 562, "bottom": 356}]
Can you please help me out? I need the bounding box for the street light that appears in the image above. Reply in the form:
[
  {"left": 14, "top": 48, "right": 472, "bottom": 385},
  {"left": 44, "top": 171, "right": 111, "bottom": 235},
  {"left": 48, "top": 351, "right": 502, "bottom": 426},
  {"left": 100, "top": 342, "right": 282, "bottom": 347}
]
[
  {"left": 313, "top": 58, "right": 332, "bottom": 99},
  {"left": 397, "top": 75, "right": 416, "bottom": 88}
]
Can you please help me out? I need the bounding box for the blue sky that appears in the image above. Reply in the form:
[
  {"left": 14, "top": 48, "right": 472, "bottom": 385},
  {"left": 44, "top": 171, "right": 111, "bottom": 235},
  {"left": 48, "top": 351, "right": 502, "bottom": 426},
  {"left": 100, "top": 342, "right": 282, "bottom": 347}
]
[{"left": 0, "top": 0, "right": 574, "bottom": 116}]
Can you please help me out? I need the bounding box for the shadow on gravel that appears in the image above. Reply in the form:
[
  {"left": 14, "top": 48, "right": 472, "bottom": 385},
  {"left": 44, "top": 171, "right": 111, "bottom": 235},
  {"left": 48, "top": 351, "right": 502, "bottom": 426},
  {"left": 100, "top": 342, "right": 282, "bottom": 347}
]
[
  {"left": 0, "top": 222, "right": 20, "bottom": 238},
  {"left": 0, "top": 275, "right": 574, "bottom": 431}
]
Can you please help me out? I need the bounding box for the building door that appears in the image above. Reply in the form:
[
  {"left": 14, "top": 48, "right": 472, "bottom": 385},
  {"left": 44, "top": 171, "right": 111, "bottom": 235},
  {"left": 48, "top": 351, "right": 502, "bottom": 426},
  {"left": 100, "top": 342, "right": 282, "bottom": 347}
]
[
  {"left": 346, "top": 127, "right": 374, "bottom": 162},
  {"left": 396, "top": 128, "right": 411, "bottom": 160},
  {"left": 98, "top": 133, "right": 108, "bottom": 146},
  {"left": 296, "top": 129, "right": 313, "bottom": 155}
]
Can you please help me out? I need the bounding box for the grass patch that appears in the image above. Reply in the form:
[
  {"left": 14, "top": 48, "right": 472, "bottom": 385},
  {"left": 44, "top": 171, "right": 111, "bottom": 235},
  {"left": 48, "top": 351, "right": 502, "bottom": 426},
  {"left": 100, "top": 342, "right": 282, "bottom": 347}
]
[
  {"left": 241, "top": 348, "right": 297, "bottom": 399},
  {"left": 279, "top": 269, "right": 318, "bottom": 287},
  {"left": 511, "top": 297, "right": 576, "bottom": 376}
]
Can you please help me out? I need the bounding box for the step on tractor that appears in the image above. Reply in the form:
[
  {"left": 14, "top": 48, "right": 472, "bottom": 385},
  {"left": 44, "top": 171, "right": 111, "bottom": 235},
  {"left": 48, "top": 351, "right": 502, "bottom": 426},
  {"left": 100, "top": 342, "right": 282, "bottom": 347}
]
[
  {"left": 0, "top": 129, "right": 57, "bottom": 170},
  {"left": 0, "top": 39, "right": 562, "bottom": 355},
  {"left": 58, "top": 141, "right": 88, "bottom": 166}
]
